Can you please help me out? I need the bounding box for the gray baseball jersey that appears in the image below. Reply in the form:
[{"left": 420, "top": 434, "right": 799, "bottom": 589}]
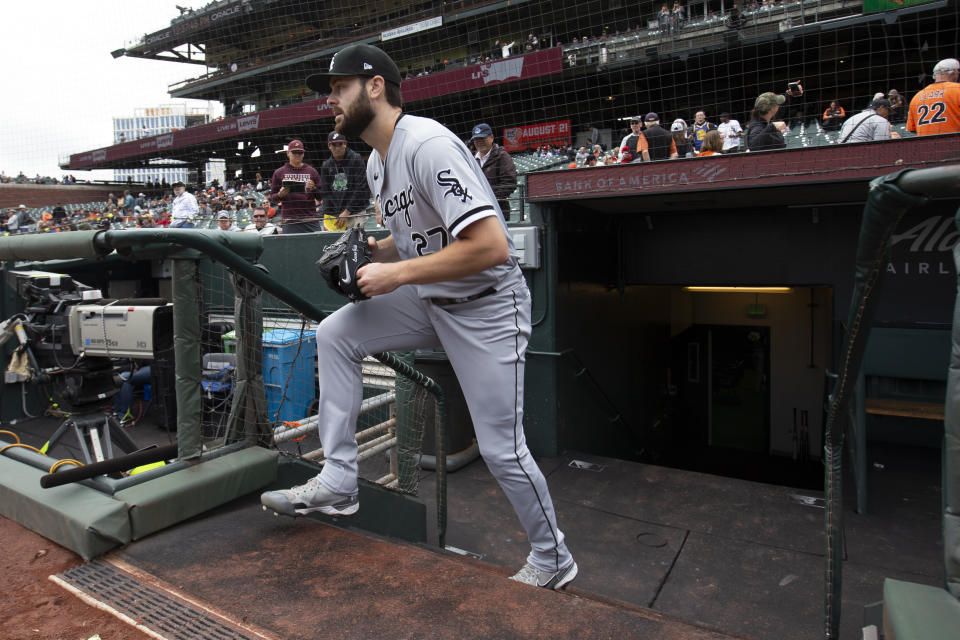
[
  {"left": 367, "top": 114, "right": 523, "bottom": 299},
  {"left": 310, "top": 112, "right": 572, "bottom": 574}
]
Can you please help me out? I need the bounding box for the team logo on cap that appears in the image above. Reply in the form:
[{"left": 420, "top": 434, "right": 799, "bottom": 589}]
[
  {"left": 329, "top": 52, "right": 338, "bottom": 70},
  {"left": 363, "top": 62, "right": 373, "bottom": 70}
]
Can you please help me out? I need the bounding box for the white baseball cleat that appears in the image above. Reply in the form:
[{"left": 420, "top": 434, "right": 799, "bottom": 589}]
[
  {"left": 260, "top": 476, "right": 359, "bottom": 517},
  {"left": 510, "top": 561, "right": 578, "bottom": 590}
]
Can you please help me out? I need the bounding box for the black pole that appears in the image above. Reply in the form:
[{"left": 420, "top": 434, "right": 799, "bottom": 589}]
[{"left": 40, "top": 444, "right": 177, "bottom": 489}]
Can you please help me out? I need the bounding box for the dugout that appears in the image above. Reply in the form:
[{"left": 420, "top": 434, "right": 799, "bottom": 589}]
[{"left": 520, "top": 145, "right": 960, "bottom": 488}]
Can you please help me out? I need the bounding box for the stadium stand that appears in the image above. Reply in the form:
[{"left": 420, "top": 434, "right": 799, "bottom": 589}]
[{"left": 60, "top": 0, "right": 956, "bottom": 191}]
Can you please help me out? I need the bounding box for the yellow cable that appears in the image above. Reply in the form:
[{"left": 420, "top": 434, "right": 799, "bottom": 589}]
[
  {"left": 0, "top": 443, "right": 44, "bottom": 455},
  {"left": 0, "top": 430, "right": 21, "bottom": 443},
  {"left": 50, "top": 459, "right": 84, "bottom": 473}
]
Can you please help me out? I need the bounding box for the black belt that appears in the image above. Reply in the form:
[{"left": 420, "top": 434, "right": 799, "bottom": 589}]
[{"left": 429, "top": 287, "right": 497, "bottom": 306}]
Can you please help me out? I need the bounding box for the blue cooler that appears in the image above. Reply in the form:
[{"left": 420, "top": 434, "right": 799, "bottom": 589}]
[{"left": 262, "top": 329, "right": 316, "bottom": 423}]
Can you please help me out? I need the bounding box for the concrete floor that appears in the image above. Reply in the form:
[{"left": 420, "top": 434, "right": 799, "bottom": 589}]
[{"left": 9, "top": 412, "right": 944, "bottom": 639}]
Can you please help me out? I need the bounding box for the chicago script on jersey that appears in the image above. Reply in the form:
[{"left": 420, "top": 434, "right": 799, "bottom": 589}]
[{"left": 381, "top": 184, "right": 415, "bottom": 226}]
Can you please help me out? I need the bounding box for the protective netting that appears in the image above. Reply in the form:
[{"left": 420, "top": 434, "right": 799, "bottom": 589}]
[
  {"left": 2, "top": 0, "right": 951, "bottom": 236},
  {"left": 199, "top": 262, "right": 432, "bottom": 494}
]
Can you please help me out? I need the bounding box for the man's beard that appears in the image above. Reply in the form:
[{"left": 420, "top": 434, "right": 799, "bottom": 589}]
[{"left": 337, "top": 90, "right": 376, "bottom": 139}]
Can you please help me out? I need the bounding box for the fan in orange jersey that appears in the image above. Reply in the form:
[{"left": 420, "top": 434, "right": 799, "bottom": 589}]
[{"left": 906, "top": 58, "right": 960, "bottom": 136}]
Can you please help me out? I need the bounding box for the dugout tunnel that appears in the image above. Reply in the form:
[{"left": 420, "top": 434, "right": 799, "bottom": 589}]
[{"left": 520, "top": 154, "right": 960, "bottom": 494}]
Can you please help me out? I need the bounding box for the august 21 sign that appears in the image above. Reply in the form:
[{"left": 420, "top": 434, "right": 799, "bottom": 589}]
[{"left": 502, "top": 120, "right": 571, "bottom": 152}]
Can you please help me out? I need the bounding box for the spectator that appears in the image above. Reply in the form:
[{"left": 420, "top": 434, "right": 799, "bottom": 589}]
[
  {"left": 658, "top": 5, "right": 671, "bottom": 34},
  {"left": 887, "top": 89, "right": 906, "bottom": 123},
  {"left": 671, "top": 1, "right": 685, "bottom": 32},
  {"left": 120, "top": 189, "right": 135, "bottom": 215},
  {"left": 270, "top": 139, "right": 322, "bottom": 233},
  {"left": 136, "top": 213, "right": 157, "bottom": 228},
  {"left": 587, "top": 124, "right": 600, "bottom": 148},
  {"left": 697, "top": 131, "right": 724, "bottom": 156},
  {"left": 170, "top": 181, "right": 198, "bottom": 228},
  {"left": 728, "top": 2, "right": 746, "bottom": 29},
  {"left": 470, "top": 122, "right": 518, "bottom": 220},
  {"left": 617, "top": 116, "right": 644, "bottom": 162},
  {"left": 671, "top": 120, "right": 695, "bottom": 157},
  {"left": 822, "top": 101, "right": 845, "bottom": 131},
  {"left": 690, "top": 110, "right": 717, "bottom": 152},
  {"left": 216, "top": 211, "right": 239, "bottom": 232},
  {"left": 135, "top": 192, "right": 146, "bottom": 209},
  {"left": 585, "top": 154, "right": 598, "bottom": 166},
  {"left": 907, "top": 58, "right": 960, "bottom": 136},
  {"left": 637, "top": 112, "right": 679, "bottom": 161},
  {"left": 4, "top": 209, "right": 19, "bottom": 234},
  {"left": 575, "top": 146, "right": 589, "bottom": 165},
  {"left": 244, "top": 206, "right": 280, "bottom": 235},
  {"left": 839, "top": 98, "right": 900, "bottom": 143},
  {"left": 51, "top": 202, "right": 66, "bottom": 223},
  {"left": 717, "top": 112, "right": 744, "bottom": 153},
  {"left": 746, "top": 92, "right": 788, "bottom": 151},
  {"left": 320, "top": 130, "right": 370, "bottom": 231}
]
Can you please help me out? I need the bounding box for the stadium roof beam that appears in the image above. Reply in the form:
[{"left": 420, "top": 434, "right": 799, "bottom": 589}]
[{"left": 123, "top": 51, "right": 207, "bottom": 65}]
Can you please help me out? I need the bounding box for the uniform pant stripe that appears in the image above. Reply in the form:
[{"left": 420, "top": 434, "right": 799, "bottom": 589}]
[{"left": 510, "top": 288, "right": 562, "bottom": 572}]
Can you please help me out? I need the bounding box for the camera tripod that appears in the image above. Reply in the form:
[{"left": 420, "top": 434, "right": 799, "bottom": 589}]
[{"left": 44, "top": 411, "right": 140, "bottom": 464}]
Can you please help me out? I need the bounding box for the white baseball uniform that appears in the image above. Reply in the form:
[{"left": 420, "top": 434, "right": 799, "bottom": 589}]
[{"left": 313, "top": 114, "right": 572, "bottom": 573}]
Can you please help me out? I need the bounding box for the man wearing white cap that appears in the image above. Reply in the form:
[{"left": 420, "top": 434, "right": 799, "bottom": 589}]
[
  {"left": 907, "top": 58, "right": 960, "bottom": 136},
  {"left": 216, "top": 211, "right": 239, "bottom": 232}
]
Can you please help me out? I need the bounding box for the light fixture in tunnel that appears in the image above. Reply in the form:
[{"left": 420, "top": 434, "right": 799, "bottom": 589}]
[{"left": 683, "top": 286, "right": 794, "bottom": 294}]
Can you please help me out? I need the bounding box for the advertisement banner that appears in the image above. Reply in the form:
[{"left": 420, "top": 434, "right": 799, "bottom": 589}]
[
  {"left": 68, "top": 48, "right": 564, "bottom": 169},
  {"left": 863, "top": 0, "right": 937, "bottom": 14},
  {"left": 382, "top": 16, "right": 442, "bottom": 41},
  {"left": 502, "top": 120, "right": 571, "bottom": 152}
]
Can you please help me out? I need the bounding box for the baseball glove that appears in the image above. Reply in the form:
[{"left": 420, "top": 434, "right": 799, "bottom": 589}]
[{"left": 316, "top": 227, "right": 372, "bottom": 301}]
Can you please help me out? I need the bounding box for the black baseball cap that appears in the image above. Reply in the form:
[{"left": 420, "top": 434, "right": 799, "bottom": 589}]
[
  {"left": 328, "top": 130, "right": 346, "bottom": 143},
  {"left": 306, "top": 44, "right": 402, "bottom": 92}
]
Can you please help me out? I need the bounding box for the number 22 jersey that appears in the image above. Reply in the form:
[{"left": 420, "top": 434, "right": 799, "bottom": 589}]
[{"left": 906, "top": 81, "right": 960, "bottom": 136}]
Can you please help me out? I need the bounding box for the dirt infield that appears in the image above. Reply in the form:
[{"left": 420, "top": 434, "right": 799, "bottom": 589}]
[{"left": 0, "top": 516, "right": 150, "bottom": 640}]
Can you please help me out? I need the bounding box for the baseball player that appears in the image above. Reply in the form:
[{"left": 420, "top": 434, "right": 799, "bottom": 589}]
[{"left": 261, "top": 43, "right": 577, "bottom": 590}]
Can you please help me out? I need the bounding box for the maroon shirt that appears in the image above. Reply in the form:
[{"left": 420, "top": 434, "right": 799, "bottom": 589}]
[{"left": 270, "top": 162, "right": 321, "bottom": 220}]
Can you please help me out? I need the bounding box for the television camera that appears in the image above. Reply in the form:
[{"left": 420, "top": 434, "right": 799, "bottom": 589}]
[{"left": 0, "top": 270, "right": 173, "bottom": 414}]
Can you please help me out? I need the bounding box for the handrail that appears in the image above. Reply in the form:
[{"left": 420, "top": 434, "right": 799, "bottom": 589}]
[{"left": 0, "top": 227, "right": 449, "bottom": 546}]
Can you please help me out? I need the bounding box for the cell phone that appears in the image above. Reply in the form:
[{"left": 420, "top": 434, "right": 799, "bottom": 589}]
[
  {"left": 788, "top": 82, "right": 801, "bottom": 93},
  {"left": 281, "top": 179, "right": 306, "bottom": 193}
]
